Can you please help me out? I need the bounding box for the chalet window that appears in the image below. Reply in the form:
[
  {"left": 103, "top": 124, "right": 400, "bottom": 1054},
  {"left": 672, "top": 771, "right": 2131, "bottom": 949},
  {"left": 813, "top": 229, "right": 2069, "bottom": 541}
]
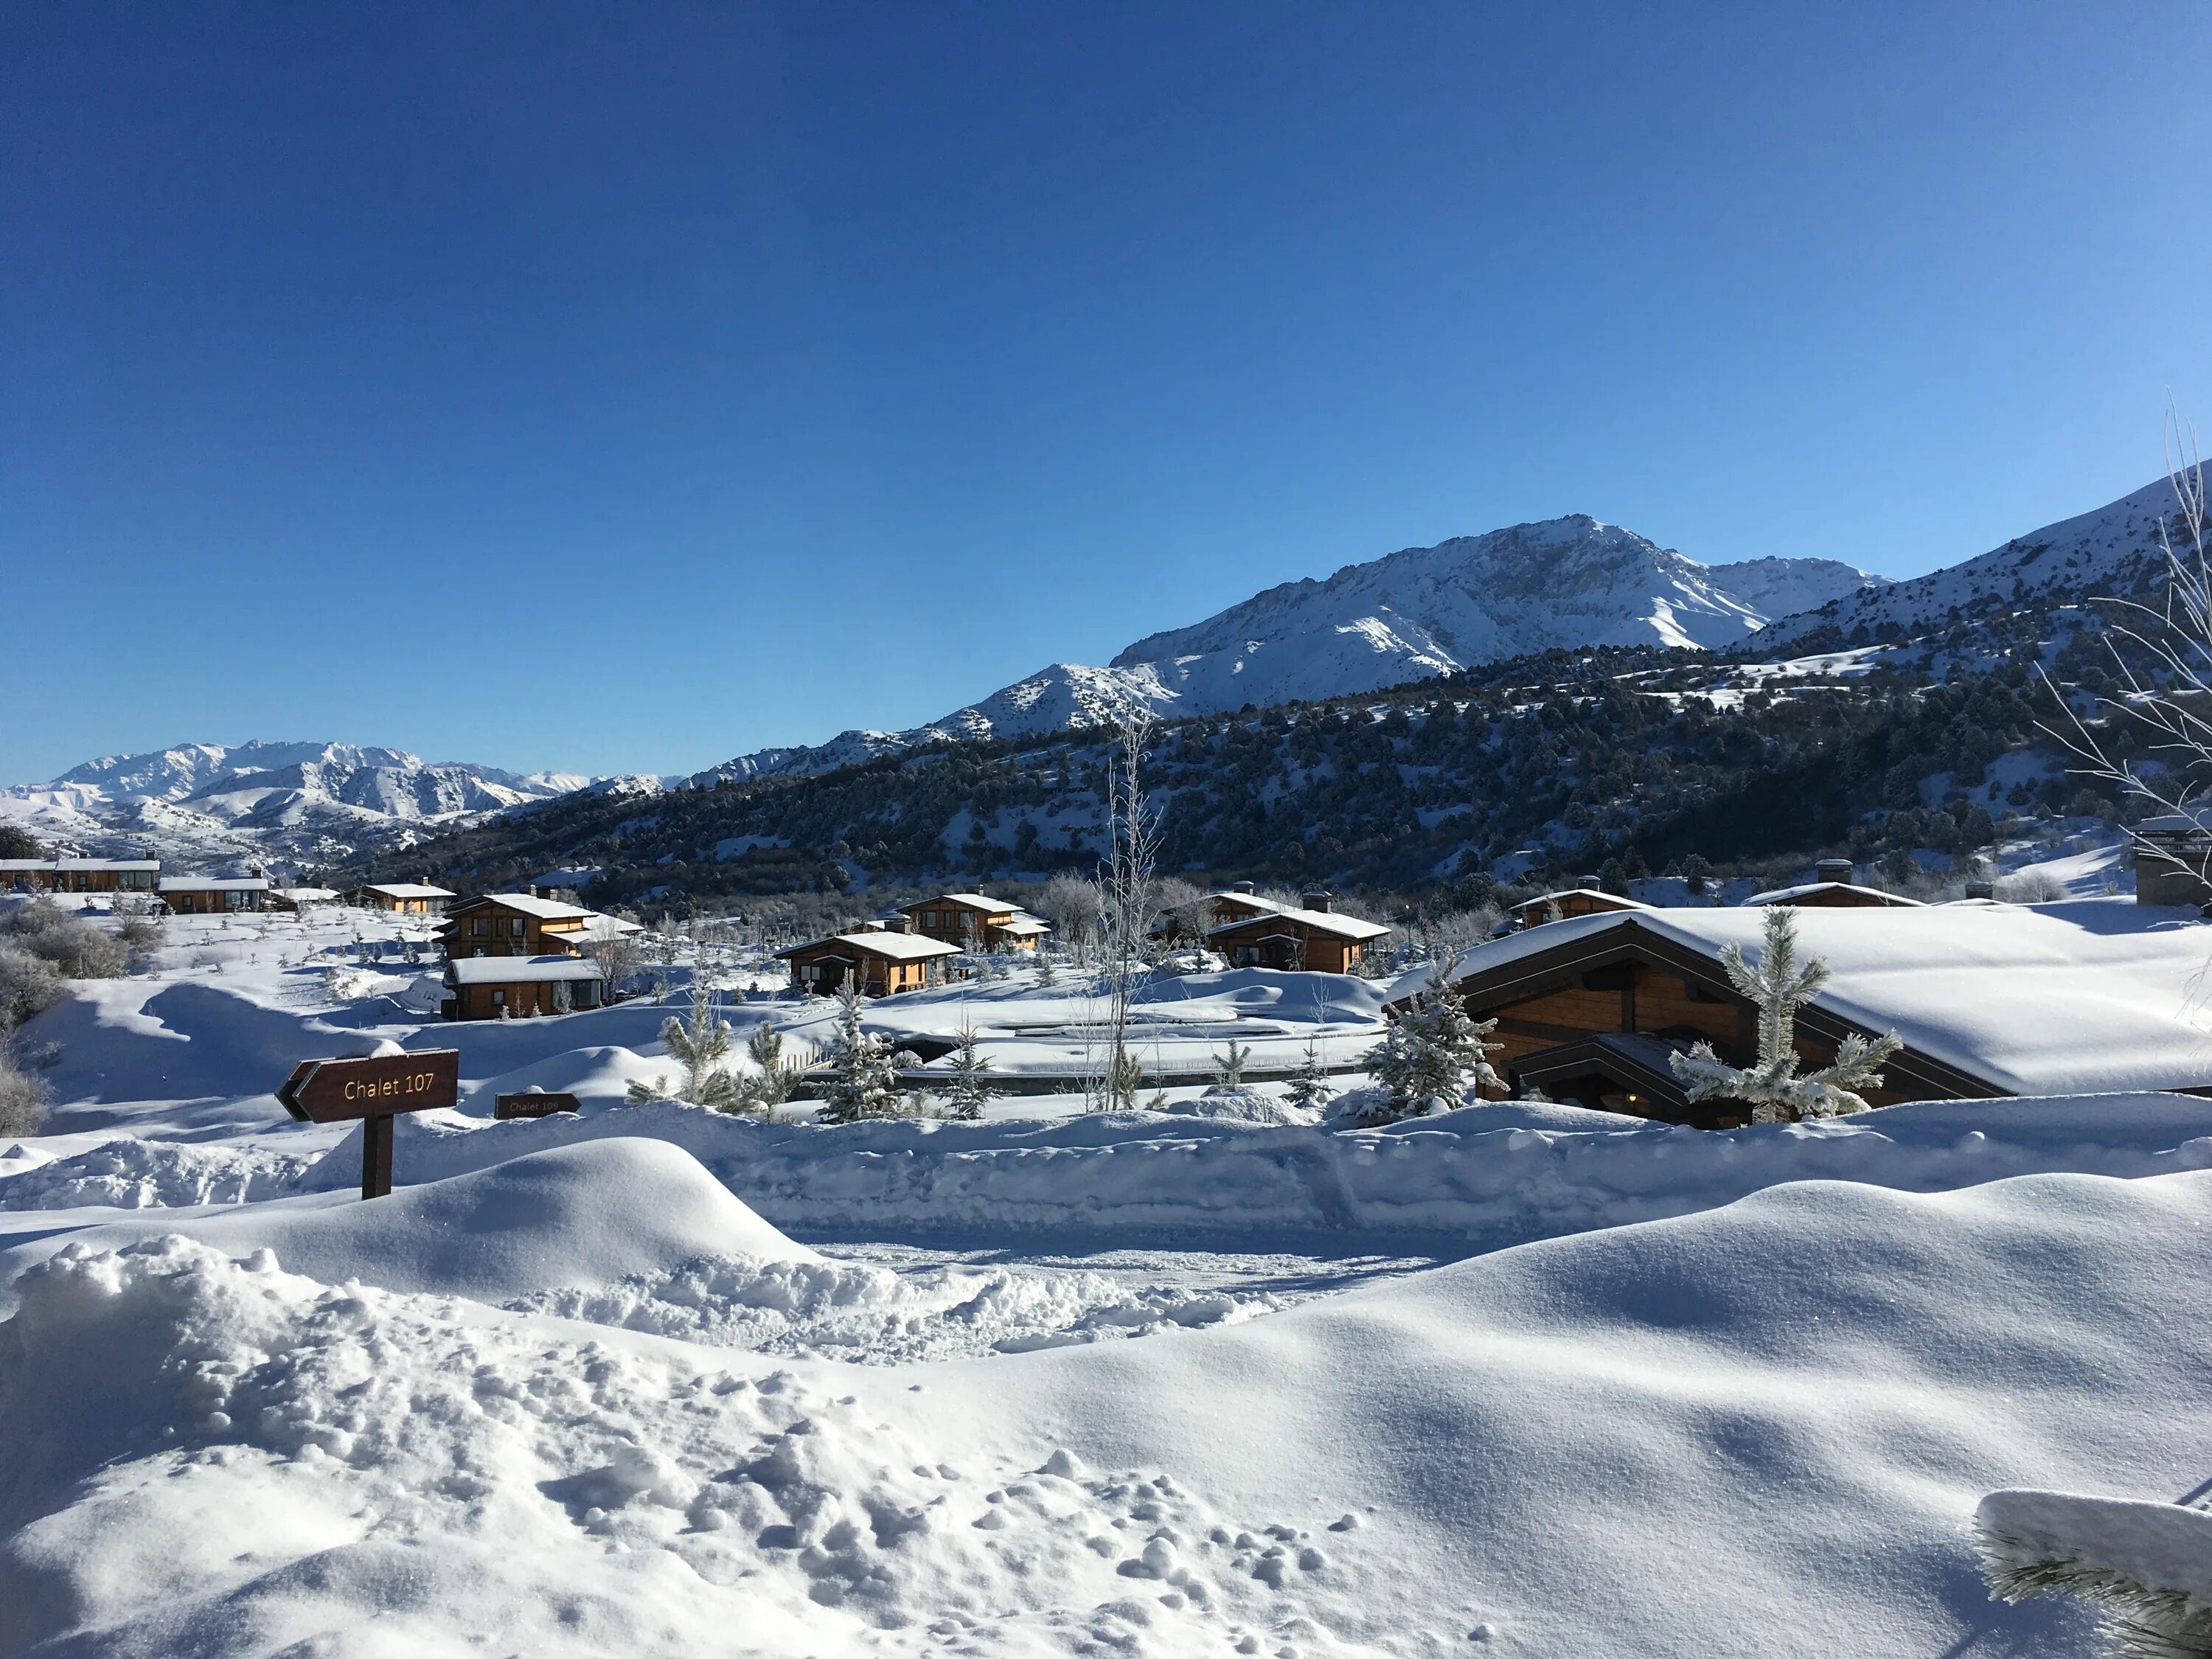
[
  {"left": 472, "top": 919, "right": 489, "bottom": 936},
  {"left": 491, "top": 990, "right": 506, "bottom": 1006},
  {"left": 1235, "top": 947, "right": 1259, "bottom": 967},
  {"left": 511, "top": 919, "right": 526, "bottom": 937}
]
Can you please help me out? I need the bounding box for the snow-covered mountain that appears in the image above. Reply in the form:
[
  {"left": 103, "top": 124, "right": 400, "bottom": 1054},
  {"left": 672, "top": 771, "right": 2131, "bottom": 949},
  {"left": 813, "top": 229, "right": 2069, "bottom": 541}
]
[
  {"left": 2, "top": 741, "right": 587, "bottom": 874},
  {"left": 695, "top": 516, "right": 1882, "bottom": 782},
  {"left": 1760, "top": 473, "right": 2189, "bottom": 647}
]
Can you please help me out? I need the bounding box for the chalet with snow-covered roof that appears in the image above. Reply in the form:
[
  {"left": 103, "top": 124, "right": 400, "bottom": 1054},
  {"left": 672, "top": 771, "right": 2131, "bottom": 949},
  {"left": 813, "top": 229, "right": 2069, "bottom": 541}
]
[
  {"left": 1400, "top": 900, "right": 2212, "bottom": 1128},
  {"left": 1743, "top": 860, "right": 1923, "bottom": 910},
  {"left": 158, "top": 876, "right": 269, "bottom": 914},
  {"left": 2135, "top": 814, "right": 2212, "bottom": 907},
  {"left": 442, "top": 954, "right": 606, "bottom": 1020},
  {"left": 1206, "top": 891, "right": 1391, "bottom": 973},
  {"left": 343, "top": 882, "right": 456, "bottom": 915},
  {"left": 438, "top": 894, "right": 639, "bottom": 959},
  {"left": 0, "top": 858, "right": 161, "bottom": 894},
  {"left": 1509, "top": 886, "right": 1654, "bottom": 930},
  {"left": 775, "top": 930, "right": 961, "bottom": 997},
  {"left": 899, "top": 894, "right": 1050, "bottom": 952}
]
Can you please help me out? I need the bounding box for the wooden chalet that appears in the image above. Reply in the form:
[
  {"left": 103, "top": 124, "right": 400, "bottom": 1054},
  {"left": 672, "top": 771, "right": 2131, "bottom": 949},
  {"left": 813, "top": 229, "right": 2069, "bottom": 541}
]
[
  {"left": 2135, "top": 814, "right": 2212, "bottom": 907},
  {"left": 1206, "top": 891, "right": 1391, "bottom": 973},
  {"left": 775, "top": 929, "right": 961, "bottom": 997},
  {"left": 1404, "top": 902, "right": 2212, "bottom": 1129},
  {"left": 1744, "top": 861, "right": 1922, "bottom": 911},
  {"left": 344, "top": 882, "right": 456, "bottom": 916},
  {"left": 443, "top": 955, "right": 605, "bottom": 1020},
  {"left": 439, "top": 894, "right": 636, "bottom": 959},
  {"left": 900, "top": 894, "right": 1050, "bottom": 952},
  {"left": 158, "top": 876, "right": 270, "bottom": 914},
  {"left": 0, "top": 858, "right": 160, "bottom": 894},
  {"left": 1509, "top": 886, "right": 1654, "bottom": 930}
]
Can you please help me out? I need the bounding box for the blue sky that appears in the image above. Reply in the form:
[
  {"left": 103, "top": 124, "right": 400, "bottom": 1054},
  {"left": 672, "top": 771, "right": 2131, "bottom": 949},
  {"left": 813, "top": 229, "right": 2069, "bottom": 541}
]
[{"left": 4, "top": 3, "right": 2210, "bottom": 783}]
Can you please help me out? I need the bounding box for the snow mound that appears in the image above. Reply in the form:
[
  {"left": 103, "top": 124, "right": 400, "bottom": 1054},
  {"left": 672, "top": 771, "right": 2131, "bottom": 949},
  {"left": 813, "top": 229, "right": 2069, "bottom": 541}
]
[
  {"left": 0, "top": 1137, "right": 315, "bottom": 1211},
  {"left": 514, "top": 1253, "right": 1282, "bottom": 1362},
  {"left": 1165, "top": 1087, "right": 1320, "bottom": 1126},
  {"left": 0, "top": 1235, "right": 1382, "bottom": 1656},
  {"left": 12, "top": 1141, "right": 817, "bottom": 1304}
]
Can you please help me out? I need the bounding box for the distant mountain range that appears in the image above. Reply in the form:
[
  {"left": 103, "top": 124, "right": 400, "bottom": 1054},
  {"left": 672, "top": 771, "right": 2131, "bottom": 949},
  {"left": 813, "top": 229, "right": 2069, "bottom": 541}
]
[
  {"left": 1, "top": 742, "right": 587, "bottom": 874},
  {"left": 693, "top": 516, "right": 1884, "bottom": 784}
]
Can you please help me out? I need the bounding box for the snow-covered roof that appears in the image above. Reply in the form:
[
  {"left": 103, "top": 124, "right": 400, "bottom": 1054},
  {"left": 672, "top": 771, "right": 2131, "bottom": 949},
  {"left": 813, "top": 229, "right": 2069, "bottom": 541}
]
[
  {"left": 276, "top": 887, "right": 341, "bottom": 901},
  {"left": 2138, "top": 811, "right": 2212, "bottom": 837},
  {"left": 1206, "top": 905, "right": 1392, "bottom": 942},
  {"left": 774, "top": 931, "right": 964, "bottom": 962},
  {"left": 448, "top": 955, "right": 605, "bottom": 985},
  {"left": 996, "top": 917, "right": 1051, "bottom": 936},
  {"left": 906, "top": 893, "right": 1020, "bottom": 914},
  {"left": 359, "top": 883, "right": 456, "bottom": 900},
  {"left": 446, "top": 893, "right": 596, "bottom": 922},
  {"left": 1209, "top": 890, "right": 1295, "bottom": 914},
  {"left": 1510, "top": 888, "right": 1656, "bottom": 914},
  {"left": 1436, "top": 900, "right": 2212, "bottom": 1096},
  {"left": 157, "top": 877, "right": 270, "bottom": 892},
  {"left": 1742, "top": 882, "right": 1925, "bottom": 908}
]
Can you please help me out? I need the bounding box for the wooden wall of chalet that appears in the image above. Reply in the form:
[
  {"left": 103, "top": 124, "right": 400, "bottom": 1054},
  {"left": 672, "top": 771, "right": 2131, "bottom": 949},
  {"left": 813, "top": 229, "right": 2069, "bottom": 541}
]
[
  {"left": 444, "top": 906, "right": 582, "bottom": 958},
  {"left": 1478, "top": 959, "right": 1918, "bottom": 1109},
  {"left": 451, "top": 978, "right": 602, "bottom": 1020},
  {"left": 1210, "top": 921, "right": 1363, "bottom": 974},
  {"left": 164, "top": 887, "right": 266, "bottom": 914}
]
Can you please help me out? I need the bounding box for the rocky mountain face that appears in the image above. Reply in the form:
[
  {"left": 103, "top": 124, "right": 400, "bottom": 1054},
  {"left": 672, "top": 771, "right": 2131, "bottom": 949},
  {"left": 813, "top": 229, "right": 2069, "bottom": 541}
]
[
  {"left": 693, "top": 516, "right": 1884, "bottom": 784},
  {"left": 2, "top": 742, "right": 587, "bottom": 875},
  {"left": 1761, "top": 473, "right": 2190, "bottom": 647}
]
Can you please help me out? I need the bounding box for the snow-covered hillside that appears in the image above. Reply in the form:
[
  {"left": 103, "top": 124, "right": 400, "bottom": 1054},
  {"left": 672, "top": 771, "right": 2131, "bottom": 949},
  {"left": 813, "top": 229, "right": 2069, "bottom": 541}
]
[
  {"left": 1, "top": 741, "right": 586, "bottom": 874},
  {"left": 697, "top": 516, "right": 1882, "bottom": 783},
  {"left": 1762, "top": 471, "right": 2189, "bottom": 646}
]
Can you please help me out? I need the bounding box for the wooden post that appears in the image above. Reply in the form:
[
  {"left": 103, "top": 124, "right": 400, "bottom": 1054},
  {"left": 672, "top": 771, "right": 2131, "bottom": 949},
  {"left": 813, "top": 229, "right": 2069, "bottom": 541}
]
[{"left": 362, "top": 1112, "right": 395, "bottom": 1200}]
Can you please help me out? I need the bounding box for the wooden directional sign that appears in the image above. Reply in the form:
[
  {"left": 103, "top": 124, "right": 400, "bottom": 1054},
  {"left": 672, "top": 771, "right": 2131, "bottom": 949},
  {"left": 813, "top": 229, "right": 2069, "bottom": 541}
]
[
  {"left": 495, "top": 1090, "right": 580, "bottom": 1120},
  {"left": 276, "top": 1049, "right": 459, "bottom": 1200}
]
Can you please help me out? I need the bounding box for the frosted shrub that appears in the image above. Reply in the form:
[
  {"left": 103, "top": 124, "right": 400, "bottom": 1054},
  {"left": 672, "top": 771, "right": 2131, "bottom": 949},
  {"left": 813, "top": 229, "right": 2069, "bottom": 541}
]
[
  {"left": 0, "top": 944, "right": 63, "bottom": 1034},
  {"left": 2, "top": 900, "right": 126, "bottom": 981},
  {"left": 0, "top": 1049, "right": 44, "bottom": 1137},
  {"left": 1994, "top": 869, "right": 2070, "bottom": 904}
]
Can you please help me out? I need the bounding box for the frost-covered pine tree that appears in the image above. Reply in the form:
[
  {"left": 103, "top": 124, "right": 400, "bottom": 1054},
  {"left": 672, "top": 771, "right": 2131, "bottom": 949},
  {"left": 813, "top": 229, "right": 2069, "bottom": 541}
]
[
  {"left": 1360, "top": 955, "right": 1502, "bottom": 1125},
  {"left": 1977, "top": 1488, "right": 2212, "bottom": 1658},
  {"left": 550, "top": 976, "right": 573, "bottom": 1016},
  {"left": 942, "top": 1019, "right": 999, "bottom": 1121},
  {"left": 627, "top": 970, "right": 742, "bottom": 1111},
  {"left": 738, "top": 1018, "right": 805, "bottom": 1116},
  {"left": 815, "top": 986, "right": 912, "bottom": 1124},
  {"left": 1666, "top": 905, "right": 1899, "bottom": 1123},
  {"left": 1284, "top": 1039, "right": 1335, "bottom": 1113}
]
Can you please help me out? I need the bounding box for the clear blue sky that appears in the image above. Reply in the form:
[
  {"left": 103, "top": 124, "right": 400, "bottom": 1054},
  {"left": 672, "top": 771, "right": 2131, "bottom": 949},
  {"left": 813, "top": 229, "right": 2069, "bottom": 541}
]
[{"left": 5, "top": 3, "right": 2210, "bottom": 783}]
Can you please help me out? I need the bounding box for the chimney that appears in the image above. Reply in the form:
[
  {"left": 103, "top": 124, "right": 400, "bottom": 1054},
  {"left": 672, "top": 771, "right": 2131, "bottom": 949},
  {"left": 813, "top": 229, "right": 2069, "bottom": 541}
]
[
  {"left": 882, "top": 913, "right": 911, "bottom": 933},
  {"left": 1964, "top": 879, "right": 1995, "bottom": 901},
  {"left": 1231, "top": 880, "right": 1256, "bottom": 895},
  {"left": 1301, "top": 888, "right": 1334, "bottom": 913},
  {"left": 1575, "top": 876, "right": 1601, "bottom": 891},
  {"left": 1815, "top": 859, "right": 1854, "bottom": 886}
]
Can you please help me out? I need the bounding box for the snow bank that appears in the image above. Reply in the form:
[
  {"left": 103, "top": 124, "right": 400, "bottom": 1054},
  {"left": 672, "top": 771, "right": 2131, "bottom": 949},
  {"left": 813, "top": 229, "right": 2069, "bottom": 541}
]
[
  {"left": 0, "top": 1135, "right": 316, "bottom": 1209},
  {"left": 279, "top": 1090, "right": 2212, "bottom": 1247},
  {"left": 0, "top": 1236, "right": 1382, "bottom": 1657},
  {"left": 12, "top": 1166, "right": 2212, "bottom": 1652},
  {"left": 6, "top": 1142, "right": 818, "bottom": 1305}
]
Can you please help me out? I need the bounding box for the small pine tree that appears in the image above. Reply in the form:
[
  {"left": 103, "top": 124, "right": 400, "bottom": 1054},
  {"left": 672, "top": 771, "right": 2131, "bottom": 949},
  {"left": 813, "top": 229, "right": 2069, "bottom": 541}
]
[
  {"left": 1284, "top": 1040, "right": 1335, "bottom": 1113},
  {"left": 942, "top": 1019, "right": 1000, "bottom": 1121},
  {"left": 815, "top": 986, "right": 911, "bottom": 1124},
  {"left": 627, "top": 969, "right": 742, "bottom": 1110},
  {"left": 1036, "top": 951, "right": 1059, "bottom": 987},
  {"left": 1211, "top": 1039, "right": 1253, "bottom": 1088},
  {"left": 1363, "top": 953, "right": 1501, "bottom": 1124},
  {"left": 1667, "top": 905, "right": 1901, "bottom": 1123},
  {"left": 738, "top": 1018, "right": 805, "bottom": 1115}
]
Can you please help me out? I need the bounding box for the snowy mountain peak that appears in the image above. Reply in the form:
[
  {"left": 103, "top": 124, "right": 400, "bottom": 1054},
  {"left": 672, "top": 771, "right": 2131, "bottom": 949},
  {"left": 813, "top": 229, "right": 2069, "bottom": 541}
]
[{"left": 696, "top": 516, "right": 1882, "bottom": 784}]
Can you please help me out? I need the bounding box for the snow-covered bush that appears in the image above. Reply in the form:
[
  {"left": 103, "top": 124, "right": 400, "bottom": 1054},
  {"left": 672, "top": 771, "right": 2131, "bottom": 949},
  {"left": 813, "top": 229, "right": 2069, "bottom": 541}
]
[
  {"left": 0, "top": 1048, "right": 44, "bottom": 1137},
  {"left": 0, "top": 943, "right": 63, "bottom": 1034},
  {"left": 1284, "top": 1042, "right": 1335, "bottom": 1113},
  {"left": 2, "top": 899, "right": 126, "bottom": 980},
  {"left": 1668, "top": 906, "right": 1900, "bottom": 1123},
  {"left": 1994, "top": 869, "right": 2070, "bottom": 904}
]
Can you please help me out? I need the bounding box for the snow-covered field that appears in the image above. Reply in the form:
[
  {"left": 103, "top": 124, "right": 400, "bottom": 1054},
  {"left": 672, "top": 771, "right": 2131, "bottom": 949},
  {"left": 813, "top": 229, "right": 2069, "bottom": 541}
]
[{"left": 4, "top": 904, "right": 2210, "bottom": 1653}]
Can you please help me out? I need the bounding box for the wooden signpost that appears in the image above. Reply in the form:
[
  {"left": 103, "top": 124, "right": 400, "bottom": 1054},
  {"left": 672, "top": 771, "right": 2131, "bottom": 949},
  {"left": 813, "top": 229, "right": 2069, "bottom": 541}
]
[{"left": 277, "top": 1049, "right": 460, "bottom": 1199}]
